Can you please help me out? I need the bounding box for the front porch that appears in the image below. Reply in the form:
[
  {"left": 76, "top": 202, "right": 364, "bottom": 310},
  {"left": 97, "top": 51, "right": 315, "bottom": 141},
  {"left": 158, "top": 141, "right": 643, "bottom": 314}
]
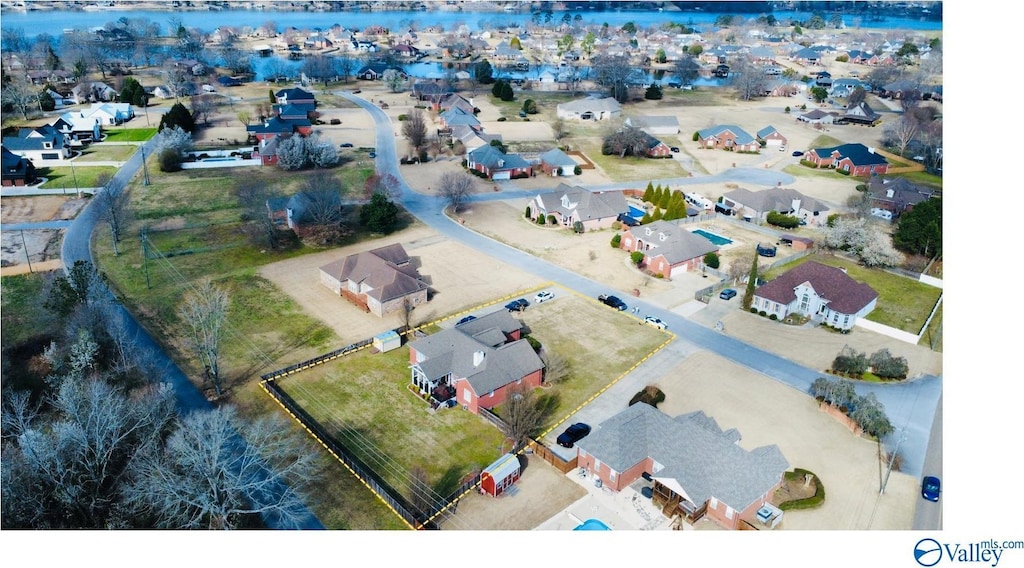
[{"left": 410, "top": 365, "right": 456, "bottom": 410}]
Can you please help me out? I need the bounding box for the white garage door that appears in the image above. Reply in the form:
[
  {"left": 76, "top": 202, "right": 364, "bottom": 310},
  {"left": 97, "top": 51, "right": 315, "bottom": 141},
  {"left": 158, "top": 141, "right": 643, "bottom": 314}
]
[
  {"left": 492, "top": 170, "right": 511, "bottom": 180},
  {"left": 766, "top": 138, "right": 782, "bottom": 146},
  {"left": 670, "top": 264, "right": 689, "bottom": 278}
]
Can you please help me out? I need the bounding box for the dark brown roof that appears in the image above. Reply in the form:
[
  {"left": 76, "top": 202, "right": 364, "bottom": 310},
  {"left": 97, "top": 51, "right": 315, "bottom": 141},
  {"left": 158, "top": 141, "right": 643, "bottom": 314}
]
[
  {"left": 755, "top": 261, "right": 877, "bottom": 314},
  {"left": 320, "top": 244, "right": 426, "bottom": 303}
]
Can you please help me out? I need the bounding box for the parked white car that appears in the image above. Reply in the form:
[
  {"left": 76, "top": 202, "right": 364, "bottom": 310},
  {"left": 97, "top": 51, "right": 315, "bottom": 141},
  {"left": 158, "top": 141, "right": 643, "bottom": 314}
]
[
  {"left": 643, "top": 316, "right": 667, "bottom": 330},
  {"left": 534, "top": 291, "right": 554, "bottom": 304}
]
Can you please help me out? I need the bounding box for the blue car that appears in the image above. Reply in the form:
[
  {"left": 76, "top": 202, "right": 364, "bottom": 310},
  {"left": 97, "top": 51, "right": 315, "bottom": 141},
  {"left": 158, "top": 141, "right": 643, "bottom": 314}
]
[
  {"left": 719, "top": 289, "right": 737, "bottom": 300},
  {"left": 505, "top": 299, "right": 529, "bottom": 312},
  {"left": 922, "top": 476, "right": 941, "bottom": 502}
]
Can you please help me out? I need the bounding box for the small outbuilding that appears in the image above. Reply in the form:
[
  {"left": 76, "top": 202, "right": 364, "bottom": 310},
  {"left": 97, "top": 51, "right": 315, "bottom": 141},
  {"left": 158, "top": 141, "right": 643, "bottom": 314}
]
[
  {"left": 480, "top": 453, "right": 522, "bottom": 497},
  {"left": 779, "top": 234, "right": 814, "bottom": 251},
  {"left": 373, "top": 330, "right": 402, "bottom": 353}
]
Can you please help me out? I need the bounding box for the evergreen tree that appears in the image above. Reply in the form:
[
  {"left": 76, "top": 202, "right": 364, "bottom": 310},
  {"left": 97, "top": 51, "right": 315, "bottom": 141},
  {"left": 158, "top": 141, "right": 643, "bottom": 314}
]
[
  {"left": 651, "top": 186, "right": 663, "bottom": 206},
  {"left": 651, "top": 207, "right": 664, "bottom": 221},
  {"left": 658, "top": 188, "right": 672, "bottom": 209},
  {"left": 643, "top": 181, "right": 654, "bottom": 202},
  {"left": 742, "top": 248, "right": 759, "bottom": 310},
  {"left": 158, "top": 102, "right": 196, "bottom": 133},
  {"left": 499, "top": 81, "right": 514, "bottom": 101}
]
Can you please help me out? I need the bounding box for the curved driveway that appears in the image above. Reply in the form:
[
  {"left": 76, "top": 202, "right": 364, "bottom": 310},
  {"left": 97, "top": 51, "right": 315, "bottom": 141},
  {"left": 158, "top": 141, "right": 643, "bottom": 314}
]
[{"left": 341, "top": 91, "right": 941, "bottom": 478}]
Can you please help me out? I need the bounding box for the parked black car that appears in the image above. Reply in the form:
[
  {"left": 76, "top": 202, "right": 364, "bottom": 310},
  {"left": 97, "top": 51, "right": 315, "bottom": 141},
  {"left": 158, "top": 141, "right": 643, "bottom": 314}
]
[
  {"left": 505, "top": 298, "right": 529, "bottom": 312},
  {"left": 557, "top": 423, "right": 591, "bottom": 448},
  {"left": 598, "top": 294, "right": 627, "bottom": 311},
  {"left": 456, "top": 315, "right": 477, "bottom": 325},
  {"left": 616, "top": 213, "right": 639, "bottom": 227}
]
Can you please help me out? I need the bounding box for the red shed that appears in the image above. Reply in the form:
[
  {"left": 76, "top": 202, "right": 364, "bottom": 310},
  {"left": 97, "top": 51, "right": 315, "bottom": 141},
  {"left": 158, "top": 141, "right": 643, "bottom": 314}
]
[{"left": 480, "top": 453, "right": 521, "bottom": 497}]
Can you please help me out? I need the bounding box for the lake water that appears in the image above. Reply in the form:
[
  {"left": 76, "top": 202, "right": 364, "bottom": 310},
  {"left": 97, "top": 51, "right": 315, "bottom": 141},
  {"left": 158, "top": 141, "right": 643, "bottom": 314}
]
[{"left": 0, "top": 5, "right": 942, "bottom": 36}]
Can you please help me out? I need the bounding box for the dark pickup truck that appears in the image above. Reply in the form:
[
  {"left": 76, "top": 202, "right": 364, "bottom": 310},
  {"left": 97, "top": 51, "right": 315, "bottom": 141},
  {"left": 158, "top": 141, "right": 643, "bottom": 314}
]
[{"left": 598, "top": 294, "right": 628, "bottom": 311}]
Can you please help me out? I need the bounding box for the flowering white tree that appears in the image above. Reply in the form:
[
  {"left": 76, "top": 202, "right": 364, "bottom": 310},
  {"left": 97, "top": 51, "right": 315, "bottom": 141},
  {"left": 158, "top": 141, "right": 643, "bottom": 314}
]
[
  {"left": 306, "top": 131, "right": 339, "bottom": 168},
  {"left": 275, "top": 135, "right": 308, "bottom": 170},
  {"left": 860, "top": 230, "right": 904, "bottom": 267},
  {"left": 153, "top": 125, "right": 194, "bottom": 156},
  {"left": 822, "top": 217, "right": 903, "bottom": 268}
]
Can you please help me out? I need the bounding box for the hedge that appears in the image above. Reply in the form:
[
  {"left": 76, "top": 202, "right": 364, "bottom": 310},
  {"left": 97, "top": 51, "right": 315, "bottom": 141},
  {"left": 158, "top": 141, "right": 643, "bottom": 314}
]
[{"left": 778, "top": 468, "right": 826, "bottom": 511}]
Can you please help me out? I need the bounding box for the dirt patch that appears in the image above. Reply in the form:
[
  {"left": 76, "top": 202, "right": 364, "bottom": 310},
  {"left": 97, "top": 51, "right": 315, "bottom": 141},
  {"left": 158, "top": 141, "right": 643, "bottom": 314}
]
[
  {"left": 441, "top": 455, "right": 587, "bottom": 530},
  {"left": 1, "top": 196, "right": 82, "bottom": 224},
  {"left": 256, "top": 222, "right": 545, "bottom": 347}
]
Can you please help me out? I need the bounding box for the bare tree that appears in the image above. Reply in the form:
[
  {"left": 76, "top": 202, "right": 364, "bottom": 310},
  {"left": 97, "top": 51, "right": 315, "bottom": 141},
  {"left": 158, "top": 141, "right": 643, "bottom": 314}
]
[
  {"left": 93, "top": 172, "right": 132, "bottom": 256},
  {"left": 602, "top": 126, "right": 649, "bottom": 158},
  {"left": 336, "top": 54, "right": 356, "bottom": 84},
  {"left": 885, "top": 113, "right": 920, "bottom": 157},
  {"left": 551, "top": 118, "right": 568, "bottom": 141},
  {"left": 729, "top": 56, "right": 768, "bottom": 101},
  {"left": 499, "top": 384, "right": 545, "bottom": 451},
  {"left": 299, "top": 171, "right": 344, "bottom": 227},
  {"left": 2, "top": 79, "right": 40, "bottom": 119},
  {"left": 727, "top": 252, "right": 754, "bottom": 283},
  {"left": 438, "top": 171, "right": 472, "bottom": 213},
  {"left": 162, "top": 65, "right": 193, "bottom": 101},
  {"left": 540, "top": 349, "right": 570, "bottom": 385},
  {"left": 234, "top": 177, "right": 281, "bottom": 250},
  {"left": 590, "top": 53, "right": 633, "bottom": 102},
  {"left": 672, "top": 54, "right": 701, "bottom": 87},
  {"left": 402, "top": 108, "right": 428, "bottom": 152},
  {"left": 236, "top": 109, "right": 252, "bottom": 128},
  {"left": 189, "top": 94, "right": 217, "bottom": 126},
  {"left": 177, "top": 278, "right": 230, "bottom": 397},
  {"left": 123, "top": 405, "right": 320, "bottom": 529},
  {"left": 1, "top": 390, "right": 41, "bottom": 442}
]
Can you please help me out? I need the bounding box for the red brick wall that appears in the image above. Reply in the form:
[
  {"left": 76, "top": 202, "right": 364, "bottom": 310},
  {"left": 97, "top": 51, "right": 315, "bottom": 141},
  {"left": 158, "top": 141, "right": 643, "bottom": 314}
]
[{"left": 477, "top": 369, "right": 543, "bottom": 411}]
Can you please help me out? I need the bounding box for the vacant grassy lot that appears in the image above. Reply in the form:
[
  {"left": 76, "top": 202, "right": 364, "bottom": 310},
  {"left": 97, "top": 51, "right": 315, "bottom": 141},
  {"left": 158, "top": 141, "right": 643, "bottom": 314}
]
[
  {"left": 0, "top": 272, "right": 57, "bottom": 348},
  {"left": 102, "top": 127, "right": 158, "bottom": 142},
  {"left": 578, "top": 137, "right": 689, "bottom": 182},
  {"left": 511, "top": 292, "right": 669, "bottom": 426},
  {"left": 38, "top": 165, "right": 118, "bottom": 189},
  {"left": 77, "top": 144, "right": 139, "bottom": 162},
  {"left": 762, "top": 254, "right": 942, "bottom": 334}
]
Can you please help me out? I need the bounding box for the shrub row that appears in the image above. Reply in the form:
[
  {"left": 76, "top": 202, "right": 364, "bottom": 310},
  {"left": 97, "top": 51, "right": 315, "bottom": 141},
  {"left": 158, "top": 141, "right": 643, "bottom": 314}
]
[{"left": 778, "top": 468, "right": 826, "bottom": 511}]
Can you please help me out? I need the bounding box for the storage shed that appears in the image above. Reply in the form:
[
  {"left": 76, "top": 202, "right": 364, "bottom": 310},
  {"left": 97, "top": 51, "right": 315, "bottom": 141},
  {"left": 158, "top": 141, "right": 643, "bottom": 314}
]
[
  {"left": 480, "top": 453, "right": 521, "bottom": 497},
  {"left": 779, "top": 234, "right": 815, "bottom": 251},
  {"left": 373, "top": 330, "right": 402, "bottom": 353}
]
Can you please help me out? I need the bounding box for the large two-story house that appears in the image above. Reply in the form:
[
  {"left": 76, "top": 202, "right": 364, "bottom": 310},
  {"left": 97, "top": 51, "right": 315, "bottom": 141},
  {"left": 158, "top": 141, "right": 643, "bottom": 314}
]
[
  {"left": 408, "top": 310, "right": 544, "bottom": 414},
  {"left": 530, "top": 184, "right": 627, "bottom": 231},
  {"left": 2, "top": 125, "right": 72, "bottom": 162},
  {"left": 318, "top": 243, "right": 429, "bottom": 318}
]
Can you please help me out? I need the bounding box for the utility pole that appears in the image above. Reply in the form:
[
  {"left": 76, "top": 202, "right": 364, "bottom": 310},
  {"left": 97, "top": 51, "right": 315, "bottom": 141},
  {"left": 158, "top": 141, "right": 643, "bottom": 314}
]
[
  {"left": 69, "top": 157, "right": 79, "bottom": 193},
  {"left": 140, "top": 228, "right": 151, "bottom": 289},
  {"left": 141, "top": 145, "right": 151, "bottom": 185},
  {"left": 880, "top": 428, "right": 907, "bottom": 494},
  {"left": 20, "top": 230, "right": 33, "bottom": 273}
]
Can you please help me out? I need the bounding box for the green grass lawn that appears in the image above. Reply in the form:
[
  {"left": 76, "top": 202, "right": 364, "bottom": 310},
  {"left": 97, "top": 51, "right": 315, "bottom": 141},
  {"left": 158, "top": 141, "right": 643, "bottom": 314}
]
[
  {"left": 38, "top": 165, "right": 118, "bottom": 189},
  {"left": 275, "top": 347, "right": 507, "bottom": 503},
  {"left": 578, "top": 138, "right": 689, "bottom": 182},
  {"left": 102, "top": 127, "right": 158, "bottom": 142},
  {"left": 0, "top": 272, "right": 58, "bottom": 348},
  {"left": 514, "top": 293, "right": 671, "bottom": 431},
  {"left": 762, "top": 254, "right": 942, "bottom": 334},
  {"left": 76, "top": 144, "right": 138, "bottom": 162}
]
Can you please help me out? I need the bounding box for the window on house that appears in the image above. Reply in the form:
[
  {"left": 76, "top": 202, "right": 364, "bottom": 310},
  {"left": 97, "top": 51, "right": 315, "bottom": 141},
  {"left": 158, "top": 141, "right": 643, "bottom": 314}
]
[
  {"left": 725, "top": 506, "right": 734, "bottom": 520},
  {"left": 462, "top": 389, "right": 471, "bottom": 402},
  {"left": 709, "top": 497, "right": 718, "bottom": 509}
]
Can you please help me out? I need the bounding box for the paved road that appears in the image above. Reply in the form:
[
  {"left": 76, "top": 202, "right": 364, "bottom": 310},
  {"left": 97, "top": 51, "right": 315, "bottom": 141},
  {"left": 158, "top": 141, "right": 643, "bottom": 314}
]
[
  {"left": 340, "top": 90, "right": 942, "bottom": 477},
  {"left": 59, "top": 139, "right": 324, "bottom": 529},
  {"left": 3, "top": 221, "right": 72, "bottom": 230}
]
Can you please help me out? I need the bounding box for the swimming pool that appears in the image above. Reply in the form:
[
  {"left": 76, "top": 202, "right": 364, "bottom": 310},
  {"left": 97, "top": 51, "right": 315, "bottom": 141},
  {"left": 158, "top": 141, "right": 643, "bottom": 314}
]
[
  {"left": 203, "top": 157, "right": 239, "bottom": 162},
  {"left": 691, "top": 228, "right": 733, "bottom": 246},
  {"left": 574, "top": 518, "right": 611, "bottom": 530},
  {"left": 628, "top": 205, "right": 645, "bottom": 220}
]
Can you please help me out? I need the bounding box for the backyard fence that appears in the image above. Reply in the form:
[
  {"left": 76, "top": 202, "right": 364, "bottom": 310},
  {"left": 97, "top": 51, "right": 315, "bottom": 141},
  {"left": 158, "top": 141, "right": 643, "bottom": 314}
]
[{"left": 261, "top": 377, "right": 437, "bottom": 530}]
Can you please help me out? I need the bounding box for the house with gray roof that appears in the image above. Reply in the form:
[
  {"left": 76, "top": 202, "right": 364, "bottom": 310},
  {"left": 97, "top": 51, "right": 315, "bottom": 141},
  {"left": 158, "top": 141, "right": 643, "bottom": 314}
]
[
  {"left": 866, "top": 177, "right": 936, "bottom": 218},
  {"left": 408, "top": 310, "right": 544, "bottom": 414},
  {"left": 318, "top": 243, "right": 429, "bottom": 318},
  {"left": 556, "top": 96, "right": 622, "bottom": 121},
  {"left": 720, "top": 186, "right": 830, "bottom": 226},
  {"left": 536, "top": 148, "right": 578, "bottom": 178},
  {"left": 466, "top": 144, "right": 532, "bottom": 180},
  {"left": 752, "top": 260, "right": 878, "bottom": 330},
  {"left": 531, "top": 184, "right": 627, "bottom": 231},
  {"left": 575, "top": 403, "right": 790, "bottom": 530},
  {"left": 2, "top": 125, "right": 72, "bottom": 162},
  {"left": 52, "top": 110, "right": 103, "bottom": 145},
  {"left": 619, "top": 220, "right": 720, "bottom": 278},
  {"left": 797, "top": 108, "right": 839, "bottom": 125},
  {"left": 265, "top": 190, "right": 343, "bottom": 237},
  {"left": 696, "top": 125, "right": 759, "bottom": 152},
  {"left": 841, "top": 101, "right": 882, "bottom": 126}
]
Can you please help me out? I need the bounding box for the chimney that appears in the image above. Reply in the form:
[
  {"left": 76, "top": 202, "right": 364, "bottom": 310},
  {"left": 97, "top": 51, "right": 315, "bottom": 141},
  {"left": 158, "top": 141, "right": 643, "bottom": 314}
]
[
  {"left": 886, "top": 189, "right": 894, "bottom": 198},
  {"left": 473, "top": 350, "right": 485, "bottom": 367}
]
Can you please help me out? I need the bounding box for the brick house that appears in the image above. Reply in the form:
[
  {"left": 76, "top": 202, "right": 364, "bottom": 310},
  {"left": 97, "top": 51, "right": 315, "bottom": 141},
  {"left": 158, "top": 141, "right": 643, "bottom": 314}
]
[
  {"left": 866, "top": 177, "right": 936, "bottom": 218},
  {"left": 318, "top": 243, "right": 429, "bottom": 318},
  {"left": 756, "top": 126, "right": 788, "bottom": 148},
  {"left": 537, "top": 148, "right": 578, "bottom": 177},
  {"left": 275, "top": 87, "right": 316, "bottom": 106},
  {"left": 408, "top": 310, "right": 544, "bottom": 414},
  {"left": 752, "top": 261, "right": 878, "bottom": 330},
  {"left": 805, "top": 143, "right": 889, "bottom": 176},
  {"left": 719, "top": 186, "right": 830, "bottom": 226},
  {"left": 531, "top": 184, "right": 627, "bottom": 230},
  {"left": 619, "top": 220, "right": 719, "bottom": 278},
  {"left": 575, "top": 403, "right": 789, "bottom": 530},
  {"left": 265, "top": 190, "right": 343, "bottom": 237},
  {"left": 642, "top": 131, "right": 673, "bottom": 158},
  {"left": 466, "top": 144, "right": 532, "bottom": 180},
  {"left": 246, "top": 116, "right": 313, "bottom": 142},
  {"left": 696, "top": 125, "right": 759, "bottom": 152}
]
